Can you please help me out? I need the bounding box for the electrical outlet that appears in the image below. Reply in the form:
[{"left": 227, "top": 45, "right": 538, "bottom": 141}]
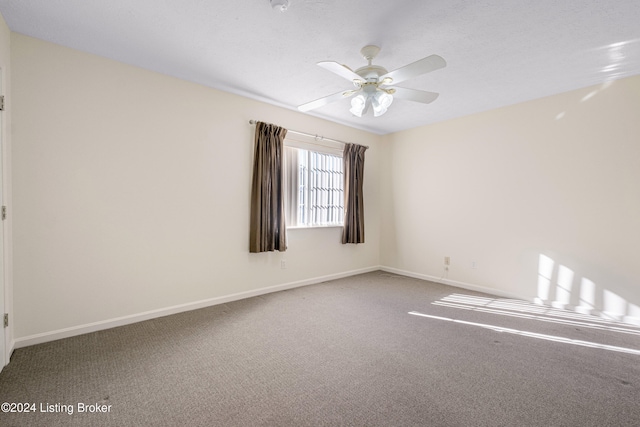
[
  {"left": 471, "top": 261, "right": 477, "bottom": 269},
  {"left": 281, "top": 260, "right": 287, "bottom": 269},
  {"left": 444, "top": 256, "right": 450, "bottom": 266}
]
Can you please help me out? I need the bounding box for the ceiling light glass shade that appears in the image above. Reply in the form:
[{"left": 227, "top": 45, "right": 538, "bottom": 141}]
[
  {"left": 349, "top": 94, "right": 366, "bottom": 117},
  {"left": 372, "top": 91, "right": 393, "bottom": 117},
  {"left": 350, "top": 90, "right": 393, "bottom": 117}
]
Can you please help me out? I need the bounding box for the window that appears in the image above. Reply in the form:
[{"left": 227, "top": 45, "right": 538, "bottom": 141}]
[{"left": 285, "top": 146, "right": 344, "bottom": 227}]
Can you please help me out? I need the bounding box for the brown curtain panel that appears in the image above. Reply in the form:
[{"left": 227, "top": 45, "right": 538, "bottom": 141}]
[
  {"left": 249, "top": 121, "right": 288, "bottom": 253},
  {"left": 342, "top": 143, "right": 368, "bottom": 244}
]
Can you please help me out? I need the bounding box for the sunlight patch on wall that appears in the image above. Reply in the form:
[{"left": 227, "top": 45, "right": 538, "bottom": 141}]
[
  {"left": 554, "top": 265, "right": 574, "bottom": 307},
  {"left": 576, "top": 277, "right": 596, "bottom": 314},
  {"left": 578, "top": 80, "right": 616, "bottom": 104},
  {"left": 580, "top": 91, "right": 598, "bottom": 102},
  {"left": 536, "top": 254, "right": 554, "bottom": 303},
  {"left": 556, "top": 78, "right": 617, "bottom": 120},
  {"left": 603, "top": 290, "right": 627, "bottom": 321},
  {"left": 536, "top": 253, "right": 640, "bottom": 326}
]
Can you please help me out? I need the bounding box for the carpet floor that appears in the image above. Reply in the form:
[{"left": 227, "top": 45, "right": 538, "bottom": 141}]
[{"left": 1, "top": 271, "right": 639, "bottom": 426}]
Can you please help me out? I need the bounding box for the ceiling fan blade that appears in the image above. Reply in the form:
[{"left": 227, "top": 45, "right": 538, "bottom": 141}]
[
  {"left": 317, "top": 61, "right": 364, "bottom": 84},
  {"left": 391, "top": 87, "right": 439, "bottom": 104},
  {"left": 380, "top": 54, "right": 446, "bottom": 85},
  {"left": 298, "top": 89, "right": 358, "bottom": 112}
]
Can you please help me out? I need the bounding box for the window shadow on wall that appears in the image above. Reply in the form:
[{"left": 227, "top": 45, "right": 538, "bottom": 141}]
[{"left": 536, "top": 254, "right": 640, "bottom": 326}]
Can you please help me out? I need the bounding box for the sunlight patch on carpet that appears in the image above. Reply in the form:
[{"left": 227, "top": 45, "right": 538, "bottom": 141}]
[{"left": 409, "top": 311, "right": 640, "bottom": 356}]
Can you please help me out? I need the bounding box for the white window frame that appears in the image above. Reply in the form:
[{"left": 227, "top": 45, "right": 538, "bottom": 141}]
[{"left": 284, "top": 136, "right": 344, "bottom": 228}]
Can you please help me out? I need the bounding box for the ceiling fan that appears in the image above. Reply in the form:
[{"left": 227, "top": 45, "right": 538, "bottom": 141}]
[{"left": 298, "top": 45, "right": 446, "bottom": 117}]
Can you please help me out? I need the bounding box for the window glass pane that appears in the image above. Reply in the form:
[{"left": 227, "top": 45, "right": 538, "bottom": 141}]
[{"left": 287, "top": 147, "right": 343, "bottom": 227}]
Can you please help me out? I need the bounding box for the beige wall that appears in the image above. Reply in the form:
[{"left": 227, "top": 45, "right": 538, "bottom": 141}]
[
  {"left": 11, "top": 34, "right": 381, "bottom": 340},
  {"left": 381, "top": 76, "right": 640, "bottom": 324}
]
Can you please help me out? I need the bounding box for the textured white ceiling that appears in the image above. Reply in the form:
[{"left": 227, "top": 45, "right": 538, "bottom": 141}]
[{"left": 1, "top": 0, "right": 639, "bottom": 134}]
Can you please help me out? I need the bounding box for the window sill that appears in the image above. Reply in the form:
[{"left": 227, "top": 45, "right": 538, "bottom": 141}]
[{"left": 287, "top": 225, "right": 344, "bottom": 230}]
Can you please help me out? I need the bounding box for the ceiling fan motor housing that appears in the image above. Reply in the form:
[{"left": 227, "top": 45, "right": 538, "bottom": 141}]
[{"left": 355, "top": 65, "right": 388, "bottom": 83}]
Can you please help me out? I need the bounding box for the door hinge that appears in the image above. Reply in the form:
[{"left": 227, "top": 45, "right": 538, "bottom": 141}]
[
  {"left": 3, "top": 313, "right": 7, "bottom": 328},
  {"left": 1, "top": 206, "right": 6, "bottom": 220},
  {"left": 0, "top": 95, "right": 4, "bottom": 111}
]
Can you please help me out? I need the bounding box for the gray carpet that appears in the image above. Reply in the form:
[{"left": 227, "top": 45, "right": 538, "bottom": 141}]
[{"left": 1, "top": 271, "right": 639, "bottom": 426}]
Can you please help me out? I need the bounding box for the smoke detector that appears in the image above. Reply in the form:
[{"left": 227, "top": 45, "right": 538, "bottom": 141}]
[{"left": 270, "top": 0, "right": 289, "bottom": 12}]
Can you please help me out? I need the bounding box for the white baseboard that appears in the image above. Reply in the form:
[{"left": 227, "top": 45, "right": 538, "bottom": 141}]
[
  {"left": 14, "top": 266, "right": 380, "bottom": 349},
  {"left": 380, "top": 266, "right": 530, "bottom": 301}
]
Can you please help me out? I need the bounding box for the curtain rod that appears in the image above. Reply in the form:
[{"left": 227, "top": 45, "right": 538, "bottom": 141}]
[{"left": 248, "top": 120, "right": 369, "bottom": 149}]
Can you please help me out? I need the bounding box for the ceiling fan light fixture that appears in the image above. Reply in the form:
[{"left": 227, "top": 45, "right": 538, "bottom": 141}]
[
  {"left": 270, "top": 0, "right": 289, "bottom": 12},
  {"left": 349, "top": 94, "right": 366, "bottom": 117},
  {"left": 372, "top": 91, "right": 393, "bottom": 117}
]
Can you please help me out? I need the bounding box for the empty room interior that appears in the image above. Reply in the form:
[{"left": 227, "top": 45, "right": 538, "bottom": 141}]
[{"left": 0, "top": 1, "right": 639, "bottom": 426}]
